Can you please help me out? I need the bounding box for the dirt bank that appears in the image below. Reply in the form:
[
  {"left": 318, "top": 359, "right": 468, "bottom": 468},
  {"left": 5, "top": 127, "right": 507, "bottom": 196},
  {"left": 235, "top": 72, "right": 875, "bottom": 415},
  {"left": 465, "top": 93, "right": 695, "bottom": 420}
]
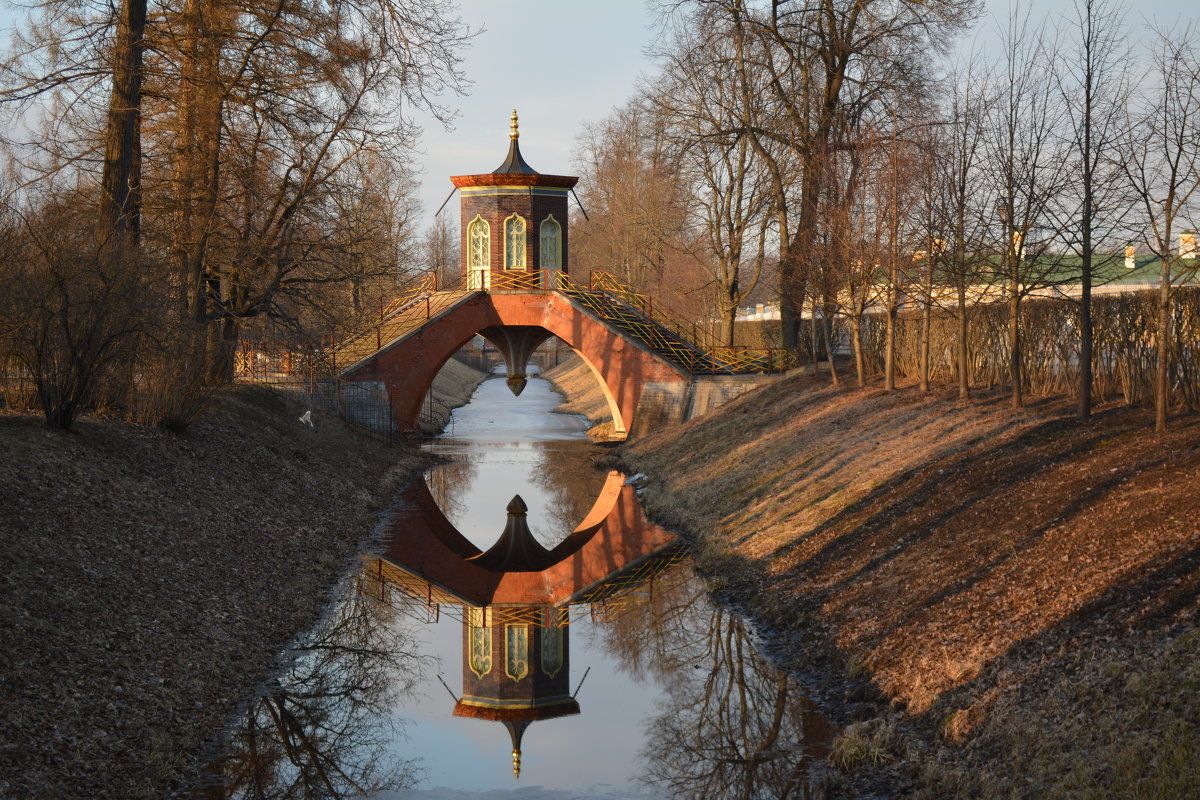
[
  {"left": 0, "top": 387, "right": 429, "bottom": 799},
  {"left": 619, "top": 374, "right": 1200, "bottom": 798},
  {"left": 420, "top": 356, "right": 489, "bottom": 434},
  {"left": 542, "top": 354, "right": 615, "bottom": 437}
]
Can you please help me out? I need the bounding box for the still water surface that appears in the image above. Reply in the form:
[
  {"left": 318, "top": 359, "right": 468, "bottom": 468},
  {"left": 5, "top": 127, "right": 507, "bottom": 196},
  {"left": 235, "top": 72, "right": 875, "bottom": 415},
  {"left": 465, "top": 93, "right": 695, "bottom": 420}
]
[{"left": 190, "top": 368, "right": 830, "bottom": 799}]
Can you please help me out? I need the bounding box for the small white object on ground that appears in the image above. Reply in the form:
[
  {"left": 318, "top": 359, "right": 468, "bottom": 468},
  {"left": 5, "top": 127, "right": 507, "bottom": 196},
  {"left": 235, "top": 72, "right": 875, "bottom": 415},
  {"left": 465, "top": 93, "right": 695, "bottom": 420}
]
[
  {"left": 299, "top": 410, "right": 314, "bottom": 427},
  {"left": 625, "top": 473, "right": 646, "bottom": 486}
]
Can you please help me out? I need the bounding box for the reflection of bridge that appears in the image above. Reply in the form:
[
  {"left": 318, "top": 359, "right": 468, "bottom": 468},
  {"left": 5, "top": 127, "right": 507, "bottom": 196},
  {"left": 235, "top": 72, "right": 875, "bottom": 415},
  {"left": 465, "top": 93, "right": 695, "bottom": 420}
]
[
  {"left": 362, "top": 471, "right": 688, "bottom": 780},
  {"left": 364, "top": 471, "right": 684, "bottom": 618},
  {"left": 334, "top": 115, "right": 792, "bottom": 439}
]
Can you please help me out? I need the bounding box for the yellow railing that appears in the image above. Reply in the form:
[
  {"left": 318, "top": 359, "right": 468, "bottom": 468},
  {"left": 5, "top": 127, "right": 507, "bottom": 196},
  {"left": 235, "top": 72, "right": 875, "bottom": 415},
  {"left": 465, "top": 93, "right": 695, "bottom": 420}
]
[
  {"left": 578, "top": 271, "right": 798, "bottom": 374},
  {"left": 333, "top": 288, "right": 470, "bottom": 373},
  {"left": 331, "top": 267, "right": 797, "bottom": 376},
  {"left": 361, "top": 546, "right": 691, "bottom": 628}
]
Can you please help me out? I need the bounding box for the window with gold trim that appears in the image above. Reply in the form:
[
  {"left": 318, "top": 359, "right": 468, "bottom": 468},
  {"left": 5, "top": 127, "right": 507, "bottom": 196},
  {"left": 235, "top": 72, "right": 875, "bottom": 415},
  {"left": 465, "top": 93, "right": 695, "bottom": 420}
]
[
  {"left": 539, "top": 215, "right": 561, "bottom": 269},
  {"left": 504, "top": 213, "right": 527, "bottom": 269},
  {"left": 540, "top": 625, "right": 563, "bottom": 678},
  {"left": 505, "top": 625, "right": 529, "bottom": 681},
  {"left": 468, "top": 608, "right": 492, "bottom": 678},
  {"left": 468, "top": 215, "right": 490, "bottom": 268}
]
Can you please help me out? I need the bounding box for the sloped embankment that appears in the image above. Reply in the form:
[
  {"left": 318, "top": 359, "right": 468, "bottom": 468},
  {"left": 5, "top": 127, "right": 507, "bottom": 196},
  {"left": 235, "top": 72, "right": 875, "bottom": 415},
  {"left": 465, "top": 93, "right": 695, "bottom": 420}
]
[
  {"left": 620, "top": 373, "right": 1200, "bottom": 798},
  {"left": 542, "top": 354, "right": 615, "bottom": 436},
  {"left": 0, "top": 387, "right": 430, "bottom": 799},
  {"left": 420, "top": 356, "right": 489, "bottom": 434}
]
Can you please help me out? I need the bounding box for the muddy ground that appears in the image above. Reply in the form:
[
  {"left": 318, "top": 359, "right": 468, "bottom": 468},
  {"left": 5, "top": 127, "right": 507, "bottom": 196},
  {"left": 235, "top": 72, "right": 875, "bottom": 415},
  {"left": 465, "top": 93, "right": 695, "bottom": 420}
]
[{"left": 619, "top": 373, "right": 1200, "bottom": 799}]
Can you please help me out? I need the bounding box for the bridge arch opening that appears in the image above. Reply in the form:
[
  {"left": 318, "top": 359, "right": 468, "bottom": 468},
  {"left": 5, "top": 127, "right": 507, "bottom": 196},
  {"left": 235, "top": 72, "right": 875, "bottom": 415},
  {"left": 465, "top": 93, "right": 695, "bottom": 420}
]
[{"left": 415, "top": 330, "right": 625, "bottom": 437}]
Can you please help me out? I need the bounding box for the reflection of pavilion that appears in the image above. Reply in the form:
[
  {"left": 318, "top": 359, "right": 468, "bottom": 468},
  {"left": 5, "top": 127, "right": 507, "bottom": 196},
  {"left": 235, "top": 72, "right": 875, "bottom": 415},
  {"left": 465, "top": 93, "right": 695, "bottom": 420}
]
[{"left": 364, "top": 472, "right": 684, "bottom": 778}]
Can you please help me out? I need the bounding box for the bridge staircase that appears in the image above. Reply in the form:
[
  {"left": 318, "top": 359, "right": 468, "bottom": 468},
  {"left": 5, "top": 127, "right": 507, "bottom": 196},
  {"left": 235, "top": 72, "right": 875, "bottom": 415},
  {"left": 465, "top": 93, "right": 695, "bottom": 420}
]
[
  {"left": 554, "top": 272, "right": 795, "bottom": 375},
  {"left": 332, "top": 275, "right": 472, "bottom": 375},
  {"left": 331, "top": 270, "right": 795, "bottom": 378}
]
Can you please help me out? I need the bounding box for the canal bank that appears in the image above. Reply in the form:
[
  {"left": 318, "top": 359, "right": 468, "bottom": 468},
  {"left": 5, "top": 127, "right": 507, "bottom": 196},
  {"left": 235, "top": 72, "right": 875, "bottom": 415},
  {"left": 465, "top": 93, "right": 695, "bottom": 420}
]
[
  {"left": 618, "top": 371, "right": 1200, "bottom": 798},
  {"left": 0, "top": 386, "right": 433, "bottom": 799}
]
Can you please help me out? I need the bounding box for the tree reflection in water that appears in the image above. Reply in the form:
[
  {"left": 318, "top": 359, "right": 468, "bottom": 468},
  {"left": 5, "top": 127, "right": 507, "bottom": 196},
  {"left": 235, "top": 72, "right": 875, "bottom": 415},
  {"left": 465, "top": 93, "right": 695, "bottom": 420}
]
[
  {"left": 193, "top": 577, "right": 428, "bottom": 799},
  {"left": 531, "top": 440, "right": 609, "bottom": 542},
  {"left": 596, "top": 566, "right": 832, "bottom": 800},
  {"left": 424, "top": 450, "right": 476, "bottom": 524}
]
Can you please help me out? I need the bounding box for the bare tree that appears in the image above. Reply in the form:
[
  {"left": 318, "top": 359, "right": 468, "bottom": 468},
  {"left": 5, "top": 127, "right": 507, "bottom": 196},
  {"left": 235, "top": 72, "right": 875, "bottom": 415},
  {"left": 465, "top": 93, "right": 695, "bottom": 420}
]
[
  {"left": 423, "top": 211, "right": 459, "bottom": 290},
  {"left": 650, "top": 19, "right": 774, "bottom": 346},
  {"left": 572, "top": 100, "right": 688, "bottom": 290},
  {"left": 1120, "top": 26, "right": 1200, "bottom": 431},
  {"left": 983, "top": 7, "right": 1072, "bottom": 409},
  {"left": 1052, "top": 0, "right": 1135, "bottom": 420}
]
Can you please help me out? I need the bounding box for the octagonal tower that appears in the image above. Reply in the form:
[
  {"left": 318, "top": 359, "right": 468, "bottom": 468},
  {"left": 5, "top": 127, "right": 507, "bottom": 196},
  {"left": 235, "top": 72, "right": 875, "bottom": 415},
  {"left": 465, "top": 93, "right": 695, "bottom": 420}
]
[{"left": 451, "top": 111, "right": 578, "bottom": 290}]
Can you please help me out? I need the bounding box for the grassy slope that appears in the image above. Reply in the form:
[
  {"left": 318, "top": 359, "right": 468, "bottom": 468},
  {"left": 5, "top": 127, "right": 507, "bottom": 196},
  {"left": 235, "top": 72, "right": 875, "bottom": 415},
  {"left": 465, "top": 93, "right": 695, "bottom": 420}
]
[
  {"left": 620, "top": 374, "right": 1200, "bottom": 798},
  {"left": 0, "top": 386, "right": 429, "bottom": 799}
]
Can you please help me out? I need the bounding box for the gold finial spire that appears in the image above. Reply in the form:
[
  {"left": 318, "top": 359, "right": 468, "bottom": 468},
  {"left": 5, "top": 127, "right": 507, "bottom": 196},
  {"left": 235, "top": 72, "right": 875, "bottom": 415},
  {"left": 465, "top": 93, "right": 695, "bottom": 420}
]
[
  {"left": 510, "top": 109, "right": 519, "bottom": 140},
  {"left": 512, "top": 748, "right": 521, "bottom": 779}
]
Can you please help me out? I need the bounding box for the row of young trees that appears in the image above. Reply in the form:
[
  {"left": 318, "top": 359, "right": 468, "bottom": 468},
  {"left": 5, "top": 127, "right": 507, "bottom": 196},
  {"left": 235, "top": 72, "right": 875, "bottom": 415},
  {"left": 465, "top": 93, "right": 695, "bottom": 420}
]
[
  {"left": 0, "top": 0, "right": 471, "bottom": 428},
  {"left": 571, "top": 0, "right": 1200, "bottom": 430}
]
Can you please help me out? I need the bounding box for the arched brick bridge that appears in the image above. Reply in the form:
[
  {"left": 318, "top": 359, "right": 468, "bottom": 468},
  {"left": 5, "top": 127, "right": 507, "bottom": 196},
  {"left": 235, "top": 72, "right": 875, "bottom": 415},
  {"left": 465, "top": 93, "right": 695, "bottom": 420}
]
[{"left": 336, "top": 270, "right": 794, "bottom": 439}]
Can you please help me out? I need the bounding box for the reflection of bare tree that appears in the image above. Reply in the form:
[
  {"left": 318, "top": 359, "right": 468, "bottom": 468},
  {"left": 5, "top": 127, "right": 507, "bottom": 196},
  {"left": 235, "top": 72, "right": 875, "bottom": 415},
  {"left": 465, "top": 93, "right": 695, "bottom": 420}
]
[
  {"left": 532, "top": 441, "right": 609, "bottom": 541},
  {"left": 196, "top": 577, "right": 428, "bottom": 799},
  {"left": 596, "top": 568, "right": 830, "bottom": 799},
  {"left": 424, "top": 450, "right": 476, "bottom": 522}
]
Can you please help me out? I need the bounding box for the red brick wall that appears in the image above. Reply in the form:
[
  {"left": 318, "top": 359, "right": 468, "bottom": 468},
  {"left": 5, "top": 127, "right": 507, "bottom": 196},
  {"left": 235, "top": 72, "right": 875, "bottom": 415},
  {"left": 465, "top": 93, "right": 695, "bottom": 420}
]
[{"left": 459, "top": 190, "right": 571, "bottom": 280}]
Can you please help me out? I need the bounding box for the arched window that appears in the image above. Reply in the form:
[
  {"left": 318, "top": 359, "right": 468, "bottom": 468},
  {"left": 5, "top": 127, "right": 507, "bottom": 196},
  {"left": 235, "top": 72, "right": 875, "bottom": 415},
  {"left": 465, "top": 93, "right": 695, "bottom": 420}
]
[
  {"left": 467, "top": 215, "right": 490, "bottom": 290},
  {"left": 540, "top": 625, "right": 563, "bottom": 678},
  {"left": 504, "top": 213, "right": 527, "bottom": 269},
  {"left": 468, "top": 215, "right": 490, "bottom": 268},
  {"left": 468, "top": 608, "right": 492, "bottom": 678},
  {"left": 539, "top": 214, "right": 562, "bottom": 270},
  {"left": 505, "top": 625, "right": 529, "bottom": 681}
]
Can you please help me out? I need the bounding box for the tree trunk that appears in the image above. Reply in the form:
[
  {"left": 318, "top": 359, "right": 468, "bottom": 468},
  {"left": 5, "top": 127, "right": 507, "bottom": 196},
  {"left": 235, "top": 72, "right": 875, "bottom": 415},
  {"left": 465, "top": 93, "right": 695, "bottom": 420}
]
[
  {"left": 1156, "top": 256, "right": 1171, "bottom": 431},
  {"left": 1009, "top": 292, "right": 1023, "bottom": 408},
  {"left": 822, "top": 294, "right": 839, "bottom": 386},
  {"left": 98, "top": 0, "right": 148, "bottom": 248},
  {"left": 884, "top": 274, "right": 897, "bottom": 391},
  {"left": 957, "top": 281, "right": 969, "bottom": 400},
  {"left": 809, "top": 292, "right": 820, "bottom": 374},
  {"left": 722, "top": 306, "right": 737, "bottom": 349},
  {"left": 1078, "top": 256, "right": 1093, "bottom": 419},
  {"left": 851, "top": 315, "right": 865, "bottom": 387},
  {"left": 919, "top": 296, "right": 931, "bottom": 393}
]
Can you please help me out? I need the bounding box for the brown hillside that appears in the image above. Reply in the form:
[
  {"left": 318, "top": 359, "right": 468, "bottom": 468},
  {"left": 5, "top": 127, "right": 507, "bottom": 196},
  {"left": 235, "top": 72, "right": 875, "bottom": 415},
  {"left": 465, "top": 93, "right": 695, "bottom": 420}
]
[
  {"left": 0, "top": 387, "right": 428, "bottom": 799},
  {"left": 621, "top": 373, "right": 1200, "bottom": 798}
]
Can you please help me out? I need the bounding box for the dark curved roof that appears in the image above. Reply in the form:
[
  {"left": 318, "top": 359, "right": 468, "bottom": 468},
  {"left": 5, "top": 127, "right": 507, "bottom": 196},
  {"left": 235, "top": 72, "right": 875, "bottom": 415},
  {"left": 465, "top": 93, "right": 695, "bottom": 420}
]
[
  {"left": 493, "top": 138, "right": 538, "bottom": 175},
  {"left": 468, "top": 495, "right": 556, "bottom": 572}
]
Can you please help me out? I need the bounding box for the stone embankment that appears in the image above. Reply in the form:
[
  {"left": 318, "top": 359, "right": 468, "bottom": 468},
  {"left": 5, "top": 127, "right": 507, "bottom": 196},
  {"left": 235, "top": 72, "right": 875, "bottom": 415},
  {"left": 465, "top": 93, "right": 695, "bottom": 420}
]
[
  {"left": 619, "top": 373, "right": 1200, "bottom": 798},
  {"left": 0, "top": 386, "right": 431, "bottom": 799}
]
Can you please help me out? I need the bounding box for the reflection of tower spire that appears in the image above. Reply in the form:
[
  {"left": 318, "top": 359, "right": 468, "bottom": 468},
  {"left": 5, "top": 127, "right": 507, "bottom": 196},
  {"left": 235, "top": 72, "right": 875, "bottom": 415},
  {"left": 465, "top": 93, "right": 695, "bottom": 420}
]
[
  {"left": 467, "top": 494, "right": 554, "bottom": 572},
  {"left": 505, "top": 720, "right": 529, "bottom": 779}
]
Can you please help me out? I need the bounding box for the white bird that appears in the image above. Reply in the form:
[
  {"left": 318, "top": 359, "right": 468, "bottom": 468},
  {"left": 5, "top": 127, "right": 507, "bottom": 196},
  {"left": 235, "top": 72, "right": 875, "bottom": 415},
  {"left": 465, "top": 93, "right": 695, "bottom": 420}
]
[{"left": 299, "top": 410, "right": 314, "bottom": 427}]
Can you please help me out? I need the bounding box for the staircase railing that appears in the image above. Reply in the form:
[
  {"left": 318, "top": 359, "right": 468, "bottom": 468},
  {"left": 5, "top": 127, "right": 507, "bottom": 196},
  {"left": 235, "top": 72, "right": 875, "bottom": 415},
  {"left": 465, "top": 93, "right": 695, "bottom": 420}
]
[{"left": 329, "top": 266, "right": 797, "bottom": 375}]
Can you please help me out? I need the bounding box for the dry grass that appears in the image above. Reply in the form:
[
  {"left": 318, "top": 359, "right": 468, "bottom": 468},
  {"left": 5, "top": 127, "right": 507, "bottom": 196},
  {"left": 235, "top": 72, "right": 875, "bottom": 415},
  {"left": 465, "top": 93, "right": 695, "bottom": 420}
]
[
  {"left": 621, "top": 372, "right": 1200, "bottom": 798},
  {"left": 418, "top": 356, "right": 488, "bottom": 434},
  {"left": 0, "top": 385, "right": 430, "bottom": 799},
  {"left": 542, "top": 354, "right": 614, "bottom": 435}
]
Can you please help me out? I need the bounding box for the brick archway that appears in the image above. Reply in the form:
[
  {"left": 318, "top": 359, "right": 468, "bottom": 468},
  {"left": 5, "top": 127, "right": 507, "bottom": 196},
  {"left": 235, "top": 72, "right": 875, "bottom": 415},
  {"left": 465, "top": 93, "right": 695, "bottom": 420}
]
[{"left": 343, "top": 292, "right": 690, "bottom": 437}]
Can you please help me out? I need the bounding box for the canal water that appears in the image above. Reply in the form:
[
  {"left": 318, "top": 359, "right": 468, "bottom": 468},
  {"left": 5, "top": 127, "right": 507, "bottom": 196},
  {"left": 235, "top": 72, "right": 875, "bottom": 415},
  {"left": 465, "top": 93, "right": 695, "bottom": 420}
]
[{"left": 189, "top": 366, "right": 831, "bottom": 799}]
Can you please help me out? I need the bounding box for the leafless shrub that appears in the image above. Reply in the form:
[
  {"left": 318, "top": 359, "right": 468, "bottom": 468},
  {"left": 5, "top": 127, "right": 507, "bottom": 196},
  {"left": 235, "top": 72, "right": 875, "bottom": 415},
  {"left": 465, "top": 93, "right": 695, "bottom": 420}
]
[
  {"left": 0, "top": 201, "right": 148, "bottom": 429},
  {"left": 859, "top": 288, "right": 1200, "bottom": 411}
]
